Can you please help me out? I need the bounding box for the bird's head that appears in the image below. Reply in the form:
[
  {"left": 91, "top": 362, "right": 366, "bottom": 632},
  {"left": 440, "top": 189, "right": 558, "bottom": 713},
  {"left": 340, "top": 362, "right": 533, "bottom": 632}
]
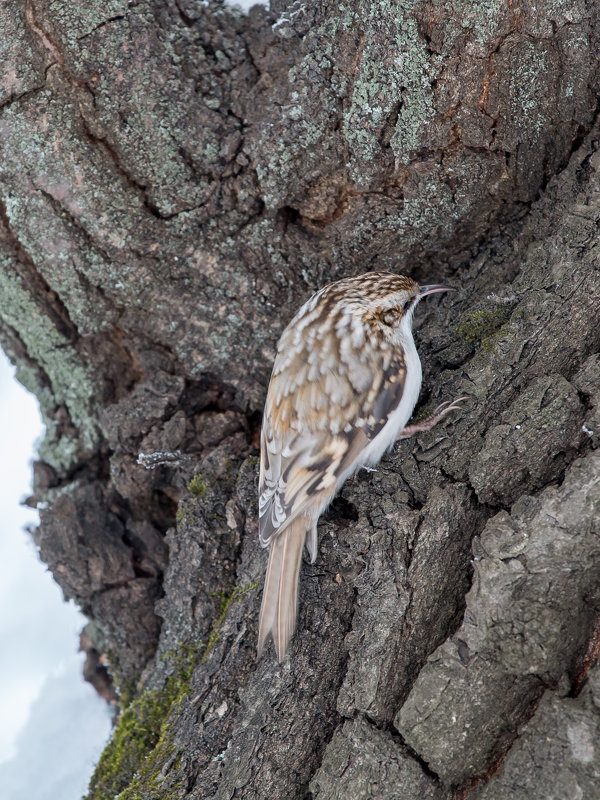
[{"left": 360, "top": 273, "right": 455, "bottom": 332}]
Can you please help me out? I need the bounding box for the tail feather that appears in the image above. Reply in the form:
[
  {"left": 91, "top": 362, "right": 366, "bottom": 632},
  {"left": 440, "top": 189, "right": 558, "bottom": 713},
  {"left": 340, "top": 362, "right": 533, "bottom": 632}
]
[{"left": 257, "top": 518, "right": 306, "bottom": 661}]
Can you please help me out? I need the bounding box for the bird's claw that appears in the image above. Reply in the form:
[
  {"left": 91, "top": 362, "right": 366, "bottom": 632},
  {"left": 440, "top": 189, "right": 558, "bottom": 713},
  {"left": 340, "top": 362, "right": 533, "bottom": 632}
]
[
  {"left": 430, "top": 396, "right": 468, "bottom": 418},
  {"left": 397, "top": 396, "right": 468, "bottom": 440}
]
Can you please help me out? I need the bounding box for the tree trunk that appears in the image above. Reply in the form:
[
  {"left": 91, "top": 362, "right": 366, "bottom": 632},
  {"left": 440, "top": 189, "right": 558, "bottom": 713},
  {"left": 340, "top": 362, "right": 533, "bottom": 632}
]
[{"left": 1, "top": 1, "right": 599, "bottom": 797}]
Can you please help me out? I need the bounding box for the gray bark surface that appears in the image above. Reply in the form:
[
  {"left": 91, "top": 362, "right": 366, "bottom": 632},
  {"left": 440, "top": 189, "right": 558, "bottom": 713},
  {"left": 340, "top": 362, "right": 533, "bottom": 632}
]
[{"left": 1, "top": 1, "right": 599, "bottom": 798}]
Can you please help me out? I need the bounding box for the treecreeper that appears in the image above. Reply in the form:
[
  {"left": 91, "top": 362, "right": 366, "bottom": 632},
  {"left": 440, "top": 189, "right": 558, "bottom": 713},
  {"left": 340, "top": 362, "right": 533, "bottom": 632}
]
[{"left": 258, "top": 272, "right": 464, "bottom": 660}]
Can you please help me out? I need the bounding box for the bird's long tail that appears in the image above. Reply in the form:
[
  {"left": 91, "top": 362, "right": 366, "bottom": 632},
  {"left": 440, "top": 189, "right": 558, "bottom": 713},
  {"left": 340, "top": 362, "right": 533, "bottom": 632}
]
[{"left": 257, "top": 517, "right": 307, "bottom": 661}]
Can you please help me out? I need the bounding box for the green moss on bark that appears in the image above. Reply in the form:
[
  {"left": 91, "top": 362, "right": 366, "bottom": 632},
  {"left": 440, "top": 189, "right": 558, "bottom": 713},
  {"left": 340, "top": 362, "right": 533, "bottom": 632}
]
[
  {"left": 86, "top": 645, "right": 199, "bottom": 800},
  {"left": 187, "top": 473, "right": 208, "bottom": 498},
  {"left": 456, "top": 307, "right": 509, "bottom": 350},
  {"left": 202, "top": 582, "right": 259, "bottom": 660},
  {"left": 86, "top": 577, "right": 258, "bottom": 799}
]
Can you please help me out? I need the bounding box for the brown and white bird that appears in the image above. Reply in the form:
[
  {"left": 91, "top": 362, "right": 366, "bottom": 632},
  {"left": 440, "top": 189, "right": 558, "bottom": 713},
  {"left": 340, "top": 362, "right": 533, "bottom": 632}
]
[{"left": 257, "top": 272, "right": 462, "bottom": 660}]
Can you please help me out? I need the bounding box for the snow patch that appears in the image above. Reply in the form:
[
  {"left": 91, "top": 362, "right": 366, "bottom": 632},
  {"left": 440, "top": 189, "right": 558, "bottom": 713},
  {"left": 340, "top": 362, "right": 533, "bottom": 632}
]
[{"left": 224, "top": 0, "right": 269, "bottom": 13}]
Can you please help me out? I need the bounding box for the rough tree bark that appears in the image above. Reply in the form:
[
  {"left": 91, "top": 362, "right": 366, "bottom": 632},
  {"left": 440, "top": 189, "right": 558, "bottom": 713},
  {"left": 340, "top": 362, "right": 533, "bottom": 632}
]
[{"left": 1, "top": 0, "right": 599, "bottom": 797}]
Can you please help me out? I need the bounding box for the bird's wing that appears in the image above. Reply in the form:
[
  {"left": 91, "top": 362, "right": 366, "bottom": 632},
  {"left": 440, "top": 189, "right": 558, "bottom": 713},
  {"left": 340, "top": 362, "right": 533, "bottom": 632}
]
[{"left": 258, "top": 328, "right": 407, "bottom": 547}]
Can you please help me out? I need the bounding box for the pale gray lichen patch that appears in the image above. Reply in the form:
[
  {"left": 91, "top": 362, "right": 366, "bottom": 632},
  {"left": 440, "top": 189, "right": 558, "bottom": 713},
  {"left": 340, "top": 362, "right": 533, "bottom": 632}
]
[
  {"left": 342, "top": 0, "right": 436, "bottom": 183},
  {"left": 0, "top": 264, "right": 99, "bottom": 470}
]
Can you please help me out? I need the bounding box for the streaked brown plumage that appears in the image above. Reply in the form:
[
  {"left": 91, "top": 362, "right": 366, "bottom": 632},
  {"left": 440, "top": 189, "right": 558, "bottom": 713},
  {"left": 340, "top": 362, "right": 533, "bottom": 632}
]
[{"left": 258, "top": 272, "right": 461, "bottom": 660}]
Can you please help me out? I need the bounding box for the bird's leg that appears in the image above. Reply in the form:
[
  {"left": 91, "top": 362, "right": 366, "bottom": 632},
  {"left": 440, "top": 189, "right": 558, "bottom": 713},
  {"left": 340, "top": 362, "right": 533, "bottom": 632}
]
[
  {"left": 305, "top": 522, "right": 318, "bottom": 564},
  {"left": 397, "top": 398, "right": 467, "bottom": 441}
]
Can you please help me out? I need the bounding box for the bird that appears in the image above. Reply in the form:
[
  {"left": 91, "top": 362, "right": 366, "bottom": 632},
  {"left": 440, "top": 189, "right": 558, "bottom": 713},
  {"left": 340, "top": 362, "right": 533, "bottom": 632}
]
[{"left": 257, "top": 271, "right": 463, "bottom": 661}]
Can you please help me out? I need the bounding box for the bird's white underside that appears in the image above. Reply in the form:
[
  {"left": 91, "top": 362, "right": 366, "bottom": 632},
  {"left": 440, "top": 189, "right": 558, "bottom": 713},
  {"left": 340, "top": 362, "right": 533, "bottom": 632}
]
[{"left": 334, "top": 305, "right": 422, "bottom": 481}]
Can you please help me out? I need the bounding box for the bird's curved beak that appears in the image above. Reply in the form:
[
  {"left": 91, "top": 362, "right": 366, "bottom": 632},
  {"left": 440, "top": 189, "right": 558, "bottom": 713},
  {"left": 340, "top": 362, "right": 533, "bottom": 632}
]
[{"left": 419, "top": 284, "right": 456, "bottom": 298}]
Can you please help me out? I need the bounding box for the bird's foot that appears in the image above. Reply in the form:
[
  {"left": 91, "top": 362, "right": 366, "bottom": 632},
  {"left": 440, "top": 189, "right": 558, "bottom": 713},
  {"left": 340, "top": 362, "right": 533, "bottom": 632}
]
[{"left": 397, "top": 397, "right": 467, "bottom": 441}]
